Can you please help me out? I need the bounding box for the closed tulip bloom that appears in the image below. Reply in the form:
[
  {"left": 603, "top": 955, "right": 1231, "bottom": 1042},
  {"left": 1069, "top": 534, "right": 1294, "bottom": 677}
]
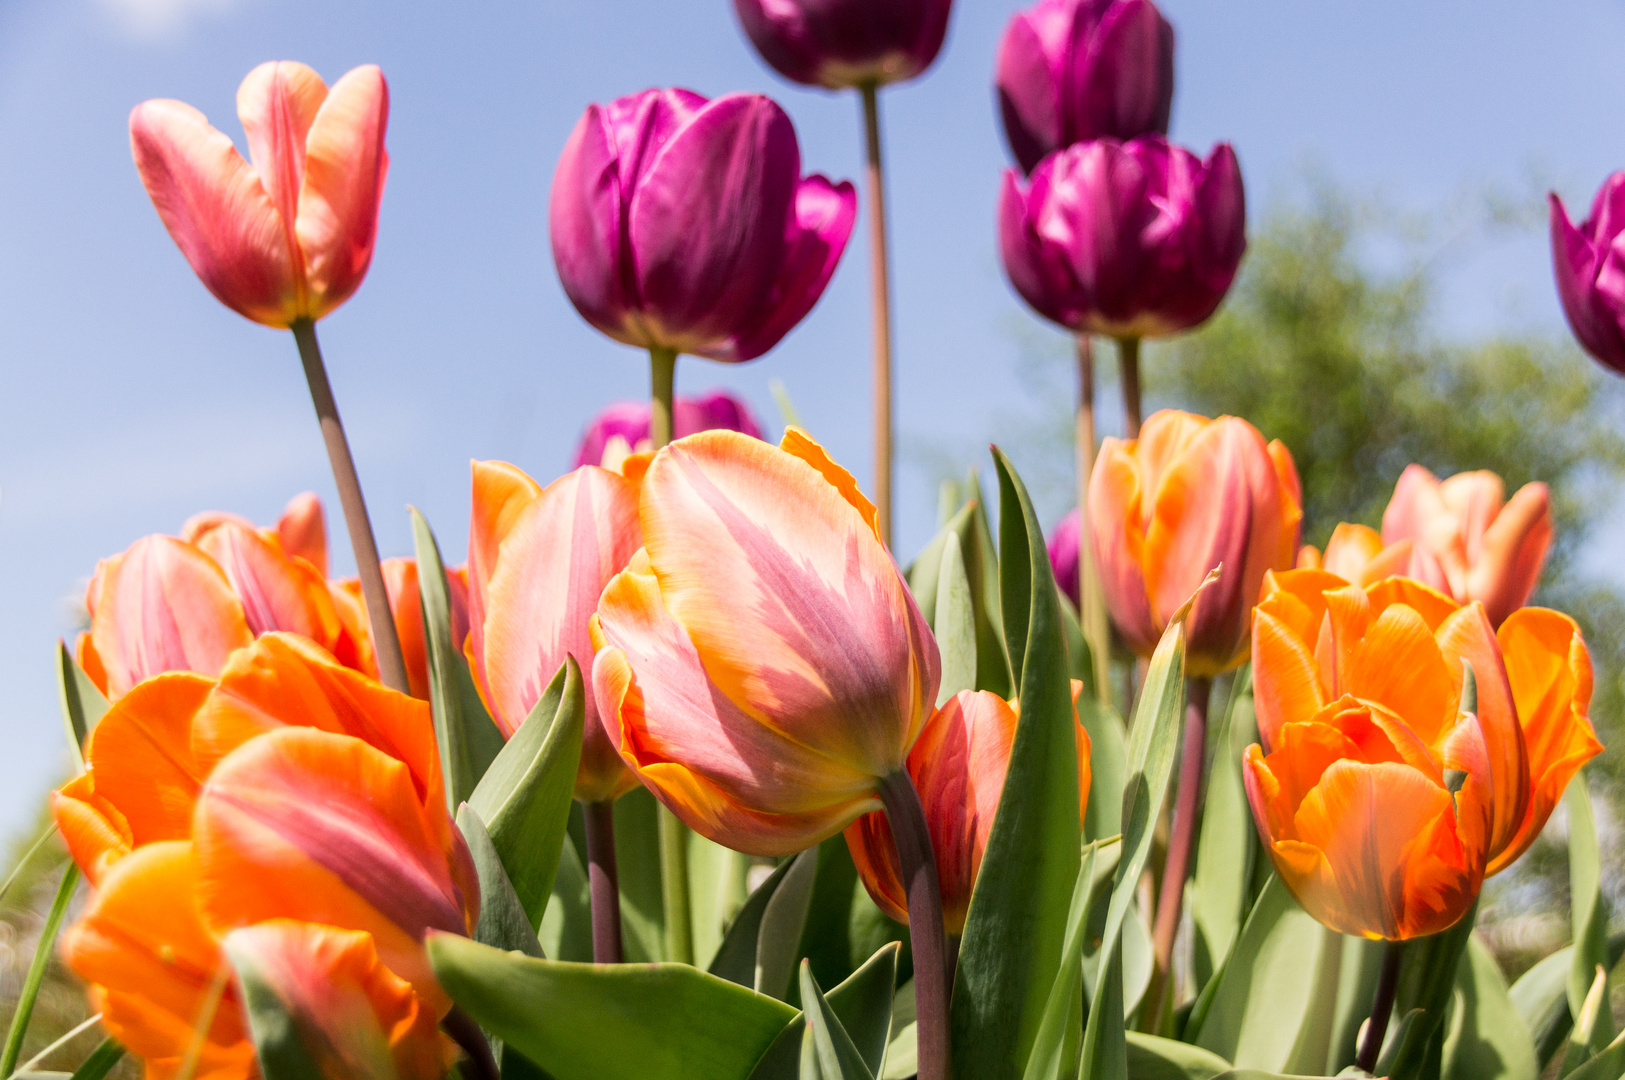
[
  {"left": 1550, "top": 175, "right": 1625, "bottom": 376},
  {"left": 573, "top": 390, "right": 765, "bottom": 469},
  {"left": 999, "top": 136, "right": 1245, "bottom": 338},
  {"left": 996, "top": 0, "right": 1174, "bottom": 176},
  {"left": 1088, "top": 410, "right": 1301, "bottom": 676},
  {"left": 1046, "top": 507, "right": 1083, "bottom": 605},
  {"left": 467, "top": 460, "right": 644, "bottom": 802},
  {"left": 592, "top": 429, "right": 940, "bottom": 855},
  {"left": 130, "top": 61, "right": 388, "bottom": 327},
  {"left": 845, "top": 688, "right": 1090, "bottom": 934},
  {"left": 550, "top": 88, "right": 857, "bottom": 363},
  {"left": 732, "top": 0, "right": 952, "bottom": 90},
  {"left": 1381, "top": 465, "right": 1553, "bottom": 628}
]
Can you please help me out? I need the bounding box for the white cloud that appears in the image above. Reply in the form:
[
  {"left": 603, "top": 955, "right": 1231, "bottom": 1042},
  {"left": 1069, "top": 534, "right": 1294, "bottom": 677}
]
[{"left": 96, "top": 0, "right": 237, "bottom": 41}]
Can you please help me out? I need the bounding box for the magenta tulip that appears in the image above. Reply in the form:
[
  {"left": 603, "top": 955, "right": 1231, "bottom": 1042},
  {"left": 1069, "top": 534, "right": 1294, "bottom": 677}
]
[
  {"left": 550, "top": 88, "right": 856, "bottom": 364},
  {"left": 999, "top": 135, "right": 1245, "bottom": 338},
  {"left": 996, "top": 0, "right": 1175, "bottom": 176},
  {"left": 1047, "top": 507, "right": 1083, "bottom": 605},
  {"left": 732, "top": 0, "right": 953, "bottom": 90},
  {"left": 573, "top": 390, "right": 765, "bottom": 468},
  {"left": 1550, "top": 174, "right": 1625, "bottom": 376}
]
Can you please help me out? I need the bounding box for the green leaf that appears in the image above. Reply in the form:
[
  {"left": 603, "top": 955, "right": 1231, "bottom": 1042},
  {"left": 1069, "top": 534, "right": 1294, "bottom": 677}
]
[
  {"left": 688, "top": 835, "right": 751, "bottom": 971},
  {"left": 67, "top": 1039, "right": 124, "bottom": 1080},
  {"left": 1441, "top": 937, "right": 1537, "bottom": 1080},
  {"left": 1192, "top": 875, "right": 1347, "bottom": 1074},
  {"left": 226, "top": 941, "right": 327, "bottom": 1080},
  {"left": 1510, "top": 935, "right": 1625, "bottom": 1070},
  {"left": 429, "top": 933, "right": 797, "bottom": 1080},
  {"left": 467, "top": 658, "right": 585, "bottom": 928},
  {"left": 1559, "top": 1026, "right": 1625, "bottom": 1080},
  {"left": 756, "top": 850, "right": 821, "bottom": 1001},
  {"left": 1192, "top": 667, "right": 1258, "bottom": 992},
  {"left": 1078, "top": 695, "right": 1126, "bottom": 842},
  {"left": 750, "top": 944, "right": 900, "bottom": 1080},
  {"left": 907, "top": 484, "right": 1012, "bottom": 700},
  {"left": 712, "top": 854, "right": 803, "bottom": 987},
  {"left": 1124, "top": 1033, "right": 1233, "bottom": 1080},
  {"left": 56, "top": 640, "right": 108, "bottom": 772},
  {"left": 795, "top": 837, "right": 863, "bottom": 993},
  {"left": 951, "top": 449, "right": 1083, "bottom": 1080},
  {"left": 0, "top": 864, "right": 80, "bottom": 1076},
  {"left": 1022, "top": 838, "right": 1113, "bottom": 1080},
  {"left": 1056, "top": 592, "right": 1097, "bottom": 703},
  {"left": 934, "top": 532, "right": 978, "bottom": 706},
  {"left": 1559, "top": 965, "right": 1608, "bottom": 1078},
  {"left": 539, "top": 834, "right": 592, "bottom": 962},
  {"left": 798, "top": 962, "right": 878, "bottom": 1080},
  {"left": 881, "top": 981, "right": 917, "bottom": 1080},
  {"left": 1323, "top": 936, "right": 1385, "bottom": 1074},
  {"left": 612, "top": 786, "right": 667, "bottom": 962},
  {"left": 411, "top": 507, "right": 507, "bottom": 812},
  {"left": 458, "top": 806, "right": 545, "bottom": 958},
  {"left": 1388, "top": 900, "right": 1479, "bottom": 1079},
  {"left": 1566, "top": 779, "right": 1613, "bottom": 1056}
]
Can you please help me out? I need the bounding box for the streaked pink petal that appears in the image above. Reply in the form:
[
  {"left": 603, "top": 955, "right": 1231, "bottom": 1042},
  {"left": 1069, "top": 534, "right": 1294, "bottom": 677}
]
[{"left": 296, "top": 65, "right": 389, "bottom": 320}]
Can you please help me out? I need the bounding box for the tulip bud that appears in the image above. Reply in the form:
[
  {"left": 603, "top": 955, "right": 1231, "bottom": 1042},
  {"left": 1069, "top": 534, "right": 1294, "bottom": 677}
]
[
  {"left": 550, "top": 89, "right": 856, "bottom": 363},
  {"left": 1088, "top": 410, "right": 1300, "bottom": 676},
  {"left": 999, "top": 136, "right": 1245, "bottom": 339},
  {"left": 1550, "top": 176, "right": 1625, "bottom": 376},
  {"left": 130, "top": 62, "right": 388, "bottom": 328},
  {"left": 574, "top": 390, "right": 765, "bottom": 469},
  {"left": 1046, "top": 507, "right": 1083, "bottom": 605},
  {"left": 732, "top": 0, "right": 953, "bottom": 90},
  {"left": 996, "top": 0, "right": 1175, "bottom": 175},
  {"left": 1380, "top": 465, "right": 1553, "bottom": 628},
  {"left": 592, "top": 429, "right": 940, "bottom": 856}
]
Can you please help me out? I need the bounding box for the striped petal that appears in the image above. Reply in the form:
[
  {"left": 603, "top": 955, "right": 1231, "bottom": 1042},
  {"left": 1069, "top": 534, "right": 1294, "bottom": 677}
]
[
  {"left": 295, "top": 65, "right": 389, "bottom": 320},
  {"left": 1087, "top": 436, "right": 1157, "bottom": 655},
  {"left": 277, "top": 491, "right": 329, "bottom": 576},
  {"left": 187, "top": 518, "right": 344, "bottom": 647},
  {"left": 467, "top": 460, "right": 544, "bottom": 708}
]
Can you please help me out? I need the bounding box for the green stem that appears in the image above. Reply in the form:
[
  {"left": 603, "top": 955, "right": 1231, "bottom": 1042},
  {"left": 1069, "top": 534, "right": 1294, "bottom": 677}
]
[
  {"left": 1356, "top": 939, "right": 1404, "bottom": 1074},
  {"left": 1, "top": 864, "right": 81, "bottom": 1076},
  {"left": 649, "top": 347, "right": 677, "bottom": 449},
  {"left": 1118, "top": 336, "right": 1142, "bottom": 439},
  {"left": 860, "top": 81, "right": 894, "bottom": 547}
]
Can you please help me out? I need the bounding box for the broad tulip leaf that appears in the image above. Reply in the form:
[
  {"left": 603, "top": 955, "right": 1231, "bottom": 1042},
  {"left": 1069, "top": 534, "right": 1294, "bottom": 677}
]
[
  {"left": 226, "top": 942, "right": 325, "bottom": 1080},
  {"left": 429, "top": 934, "right": 797, "bottom": 1080},
  {"left": 1566, "top": 779, "right": 1613, "bottom": 1056},
  {"left": 411, "top": 507, "right": 506, "bottom": 812},
  {"left": 56, "top": 640, "right": 107, "bottom": 772},
  {"left": 935, "top": 532, "right": 978, "bottom": 706},
  {"left": 458, "top": 806, "right": 545, "bottom": 959},
  {"left": 951, "top": 448, "right": 1082, "bottom": 1080},
  {"left": 750, "top": 944, "right": 900, "bottom": 1080},
  {"left": 1558, "top": 1027, "right": 1625, "bottom": 1080},
  {"left": 712, "top": 854, "right": 805, "bottom": 988},
  {"left": 612, "top": 787, "right": 667, "bottom": 962},
  {"left": 689, "top": 834, "right": 751, "bottom": 971},
  {"left": 1321, "top": 936, "right": 1385, "bottom": 1074},
  {"left": 757, "top": 850, "right": 821, "bottom": 1001},
  {"left": 1022, "top": 838, "right": 1111, "bottom": 1080},
  {"left": 1559, "top": 965, "right": 1608, "bottom": 1079},
  {"left": 1510, "top": 934, "right": 1625, "bottom": 1070},
  {"left": 1077, "top": 694, "right": 1126, "bottom": 842},
  {"left": 798, "top": 962, "right": 879, "bottom": 1080},
  {"left": 795, "top": 837, "right": 864, "bottom": 992},
  {"left": 1192, "top": 668, "right": 1258, "bottom": 993},
  {"left": 1192, "top": 875, "right": 1346, "bottom": 1074},
  {"left": 880, "top": 981, "right": 917, "bottom": 1080},
  {"left": 1437, "top": 936, "right": 1538, "bottom": 1080},
  {"left": 468, "top": 658, "right": 584, "bottom": 929},
  {"left": 1056, "top": 593, "right": 1098, "bottom": 704},
  {"left": 539, "top": 834, "right": 592, "bottom": 962},
  {"left": 1124, "top": 1033, "right": 1232, "bottom": 1080},
  {"left": 66, "top": 1039, "right": 124, "bottom": 1080},
  {"left": 908, "top": 481, "right": 1011, "bottom": 699}
]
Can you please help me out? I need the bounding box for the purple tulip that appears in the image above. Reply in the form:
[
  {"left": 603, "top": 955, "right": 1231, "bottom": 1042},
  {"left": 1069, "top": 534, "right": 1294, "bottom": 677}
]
[
  {"left": 550, "top": 88, "right": 857, "bottom": 363},
  {"left": 996, "top": 0, "right": 1175, "bottom": 176},
  {"left": 573, "top": 390, "right": 766, "bottom": 468},
  {"left": 1047, "top": 507, "right": 1082, "bottom": 604},
  {"left": 733, "top": 0, "right": 953, "bottom": 90},
  {"left": 1550, "top": 175, "right": 1625, "bottom": 376},
  {"left": 999, "top": 135, "right": 1245, "bottom": 339}
]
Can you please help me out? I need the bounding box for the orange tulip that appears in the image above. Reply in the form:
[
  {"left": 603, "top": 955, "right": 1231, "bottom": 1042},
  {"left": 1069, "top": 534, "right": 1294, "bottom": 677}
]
[
  {"left": 130, "top": 61, "right": 388, "bottom": 327},
  {"left": 466, "top": 460, "right": 645, "bottom": 803},
  {"left": 1294, "top": 522, "right": 1414, "bottom": 586},
  {"left": 1089, "top": 409, "right": 1301, "bottom": 676},
  {"left": 844, "top": 687, "right": 1091, "bottom": 935},
  {"left": 1381, "top": 465, "right": 1553, "bottom": 627},
  {"left": 592, "top": 429, "right": 940, "bottom": 855}
]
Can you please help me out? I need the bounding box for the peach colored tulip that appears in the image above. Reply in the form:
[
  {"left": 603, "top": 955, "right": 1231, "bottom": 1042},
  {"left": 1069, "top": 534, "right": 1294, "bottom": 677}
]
[
  {"left": 466, "top": 460, "right": 644, "bottom": 803},
  {"left": 844, "top": 687, "right": 1091, "bottom": 934},
  {"left": 1294, "top": 522, "right": 1414, "bottom": 586},
  {"left": 1381, "top": 465, "right": 1552, "bottom": 627},
  {"left": 592, "top": 429, "right": 939, "bottom": 856},
  {"left": 130, "top": 61, "right": 388, "bottom": 327},
  {"left": 1089, "top": 409, "right": 1301, "bottom": 676}
]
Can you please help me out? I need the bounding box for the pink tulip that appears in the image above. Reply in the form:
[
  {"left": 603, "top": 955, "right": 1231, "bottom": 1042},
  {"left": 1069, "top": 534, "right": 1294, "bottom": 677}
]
[
  {"left": 999, "top": 136, "right": 1245, "bottom": 339},
  {"left": 732, "top": 0, "right": 953, "bottom": 90},
  {"left": 1046, "top": 507, "right": 1083, "bottom": 604},
  {"left": 1550, "top": 175, "right": 1625, "bottom": 376},
  {"left": 130, "top": 61, "right": 388, "bottom": 327},
  {"left": 573, "top": 390, "right": 765, "bottom": 469},
  {"left": 550, "top": 89, "right": 856, "bottom": 363},
  {"left": 996, "top": 0, "right": 1175, "bottom": 176}
]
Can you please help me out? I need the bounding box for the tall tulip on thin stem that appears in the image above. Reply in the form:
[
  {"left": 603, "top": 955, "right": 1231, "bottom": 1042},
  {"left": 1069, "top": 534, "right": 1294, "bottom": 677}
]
[{"left": 128, "top": 61, "right": 409, "bottom": 695}]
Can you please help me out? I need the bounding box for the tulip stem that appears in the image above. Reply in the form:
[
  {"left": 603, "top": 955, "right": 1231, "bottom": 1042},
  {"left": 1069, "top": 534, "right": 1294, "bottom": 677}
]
[
  {"left": 649, "top": 346, "right": 678, "bottom": 449},
  {"left": 878, "top": 770, "right": 951, "bottom": 1080},
  {"left": 584, "top": 800, "right": 624, "bottom": 964},
  {"left": 860, "top": 81, "right": 895, "bottom": 547},
  {"left": 1075, "top": 334, "right": 1112, "bottom": 704},
  {"left": 1118, "top": 336, "right": 1143, "bottom": 439},
  {"left": 441, "top": 1005, "right": 499, "bottom": 1080},
  {"left": 290, "top": 319, "right": 410, "bottom": 696},
  {"left": 1146, "top": 675, "right": 1211, "bottom": 1029},
  {"left": 1356, "top": 940, "right": 1404, "bottom": 1074}
]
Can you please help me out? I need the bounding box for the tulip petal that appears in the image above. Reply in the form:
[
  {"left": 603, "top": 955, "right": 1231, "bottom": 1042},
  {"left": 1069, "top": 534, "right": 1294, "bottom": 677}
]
[
  {"left": 467, "top": 460, "right": 544, "bottom": 703},
  {"left": 130, "top": 99, "right": 298, "bottom": 327},
  {"left": 1433, "top": 602, "right": 1527, "bottom": 858},
  {"left": 550, "top": 103, "right": 637, "bottom": 343},
  {"left": 296, "top": 65, "right": 389, "bottom": 319},
  {"left": 236, "top": 62, "right": 326, "bottom": 252},
  {"left": 1250, "top": 607, "right": 1325, "bottom": 751},
  {"left": 1076, "top": 0, "right": 1175, "bottom": 144},
  {"left": 1088, "top": 437, "right": 1158, "bottom": 655},
  {"left": 1346, "top": 603, "right": 1458, "bottom": 743},
  {"left": 994, "top": 11, "right": 1061, "bottom": 175},
  {"left": 1470, "top": 482, "right": 1552, "bottom": 627},
  {"left": 188, "top": 519, "right": 344, "bottom": 646},
  {"left": 998, "top": 167, "right": 1085, "bottom": 330},
  {"left": 277, "top": 491, "right": 329, "bottom": 577}
]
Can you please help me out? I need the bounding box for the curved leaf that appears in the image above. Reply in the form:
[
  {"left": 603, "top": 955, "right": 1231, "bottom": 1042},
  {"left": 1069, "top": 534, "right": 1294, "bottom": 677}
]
[
  {"left": 458, "top": 806, "right": 545, "bottom": 959},
  {"left": 798, "top": 962, "right": 878, "bottom": 1080},
  {"left": 1124, "top": 1033, "right": 1232, "bottom": 1080},
  {"left": 1442, "top": 937, "right": 1537, "bottom": 1080},
  {"left": 750, "top": 944, "right": 900, "bottom": 1080}
]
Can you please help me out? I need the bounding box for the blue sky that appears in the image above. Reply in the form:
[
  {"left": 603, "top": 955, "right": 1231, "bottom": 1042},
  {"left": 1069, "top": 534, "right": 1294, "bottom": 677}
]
[{"left": 2, "top": 0, "right": 1623, "bottom": 835}]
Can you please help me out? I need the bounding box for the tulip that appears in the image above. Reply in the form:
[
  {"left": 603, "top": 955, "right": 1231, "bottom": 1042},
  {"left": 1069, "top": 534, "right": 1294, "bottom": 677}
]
[
  {"left": 573, "top": 390, "right": 765, "bottom": 470},
  {"left": 844, "top": 688, "right": 1090, "bottom": 935},
  {"left": 1549, "top": 174, "right": 1625, "bottom": 376},
  {"left": 1046, "top": 507, "right": 1083, "bottom": 606},
  {"left": 593, "top": 428, "right": 950, "bottom": 1077},
  {"left": 731, "top": 0, "right": 953, "bottom": 90},
  {"left": 1293, "top": 522, "right": 1412, "bottom": 586},
  {"left": 1088, "top": 409, "right": 1301, "bottom": 676},
  {"left": 550, "top": 88, "right": 855, "bottom": 366},
  {"left": 996, "top": 0, "right": 1175, "bottom": 176},
  {"left": 1380, "top": 465, "right": 1553, "bottom": 628}
]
